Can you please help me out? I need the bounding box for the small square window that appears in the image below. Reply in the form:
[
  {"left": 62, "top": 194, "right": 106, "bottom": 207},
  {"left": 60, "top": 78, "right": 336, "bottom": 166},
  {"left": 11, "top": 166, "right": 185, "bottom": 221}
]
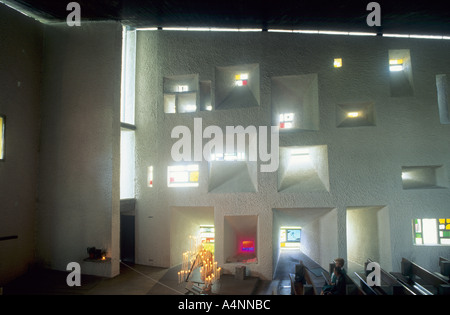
[
  {"left": 279, "top": 113, "right": 294, "bottom": 129},
  {"left": 334, "top": 58, "right": 342, "bottom": 68},
  {"left": 235, "top": 73, "right": 249, "bottom": 86}
]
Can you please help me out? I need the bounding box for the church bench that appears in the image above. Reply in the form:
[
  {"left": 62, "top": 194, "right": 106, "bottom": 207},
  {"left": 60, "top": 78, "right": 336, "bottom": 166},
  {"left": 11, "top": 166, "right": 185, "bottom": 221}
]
[
  {"left": 289, "top": 261, "right": 315, "bottom": 295},
  {"left": 391, "top": 257, "right": 449, "bottom": 295},
  {"left": 363, "top": 258, "right": 415, "bottom": 295}
]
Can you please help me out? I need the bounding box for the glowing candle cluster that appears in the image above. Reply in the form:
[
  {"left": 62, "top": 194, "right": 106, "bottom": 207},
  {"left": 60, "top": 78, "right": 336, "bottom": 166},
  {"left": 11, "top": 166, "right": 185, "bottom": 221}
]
[
  {"left": 199, "top": 248, "right": 221, "bottom": 286},
  {"left": 177, "top": 235, "right": 221, "bottom": 290}
]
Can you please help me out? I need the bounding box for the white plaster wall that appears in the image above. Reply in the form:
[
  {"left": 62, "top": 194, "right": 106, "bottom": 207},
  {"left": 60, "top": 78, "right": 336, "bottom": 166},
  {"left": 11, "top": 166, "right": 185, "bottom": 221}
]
[
  {"left": 347, "top": 207, "right": 381, "bottom": 265},
  {"left": 36, "top": 21, "right": 122, "bottom": 277},
  {"left": 0, "top": 4, "right": 42, "bottom": 285},
  {"left": 318, "top": 209, "right": 338, "bottom": 268},
  {"left": 170, "top": 206, "right": 214, "bottom": 267},
  {"left": 135, "top": 30, "right": 450, "bottom": 279}
]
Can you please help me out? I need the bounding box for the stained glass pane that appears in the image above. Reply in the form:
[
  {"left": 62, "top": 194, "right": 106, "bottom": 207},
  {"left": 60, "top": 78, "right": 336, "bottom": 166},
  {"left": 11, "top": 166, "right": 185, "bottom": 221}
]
[
  {"left": 422, "top": 219, "right": 438, "bottom": 245},
  {"left": 414, "top": 219, "right": 422, "bottom": 233},
  {"left": 147, "top": 166, "right": 153, "bottom": 187},
  {"left": 168, "top": 165, "right": 199, "bottom": 187},
  {"left": 189, "top": 171, "right": 199, "bottom": 182}
]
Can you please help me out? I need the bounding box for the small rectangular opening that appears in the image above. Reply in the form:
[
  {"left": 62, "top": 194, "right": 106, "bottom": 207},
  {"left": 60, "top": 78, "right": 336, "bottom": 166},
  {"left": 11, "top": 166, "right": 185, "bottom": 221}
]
[
  {"left": 436, "top": 74, "right": 450, "bottom": 124},
  {"left": 224, "top": 215, "right": 258, "bottom": 264},
  {"left": 388, "top": 49, "right": 414, "bottom": 97},
  {"left": 168, "top": 164, "right": 199, "bottom": 187},
  {"left": 401, "top": 165, "right": 448, "bottom": 190},
  {"left": 280, "top": 226, "right": 301, "bottom": 249}
]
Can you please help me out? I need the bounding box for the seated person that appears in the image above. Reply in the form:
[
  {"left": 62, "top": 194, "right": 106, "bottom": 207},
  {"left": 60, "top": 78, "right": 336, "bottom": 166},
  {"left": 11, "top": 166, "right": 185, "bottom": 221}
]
[
  {"left": 334, "top": 258, "right": 346, "bottom": 277},
  {"left": 321, "top": 258, "right": 346, "bottom": 294},
  {"left": 322, "top": 266, "right": 346, "bottom": 295}
]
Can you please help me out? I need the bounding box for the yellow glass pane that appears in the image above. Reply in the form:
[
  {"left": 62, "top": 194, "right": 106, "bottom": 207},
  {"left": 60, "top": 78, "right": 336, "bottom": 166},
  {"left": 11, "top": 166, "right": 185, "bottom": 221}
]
[
  {"left": 439, "top": 219, "right": 445, "bottom": 224},
  {"left": 347, "top": 112, "right": 360, "bottom": 118},
  {"left": 235, "top": 74, "right": 240, "bottom": 80},
  {"left": 334, "top": 58, "right": 342, "bottom": 68},
  {"left": 389, "top": 59, "right": 403, "bottom": 65},
  {"left": 189, "top": 171, "right": 199, "bottom": 182},
  {"left": 446, "top": 224, "right": 450, "bottom": 230},
  {"left": 447, "top": 219, "right": 450, "bottom": 223}
]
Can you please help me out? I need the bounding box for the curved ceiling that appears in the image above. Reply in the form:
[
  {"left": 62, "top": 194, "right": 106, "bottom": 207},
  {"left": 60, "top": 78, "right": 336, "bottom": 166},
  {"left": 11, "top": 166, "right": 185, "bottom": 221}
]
[{"left": 4, "top": 0, "right": 450, "bottom": 35}]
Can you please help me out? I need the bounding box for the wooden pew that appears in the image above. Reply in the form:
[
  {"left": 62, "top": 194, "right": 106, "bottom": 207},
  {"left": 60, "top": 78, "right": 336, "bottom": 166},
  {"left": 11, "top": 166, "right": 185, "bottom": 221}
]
[
  {"left": 289, "top": 273, "right": 302, "bottom": 295},
  {"left": 354, "top": 272, "right": 378, "bottom": 295},
  {"left": 289, "top": 261, "right": 315, "bottom": 295},
  {"left": 435, "top": 257, "right": 450, "bottom": 283},
  {"left": 391, "top": 257, "right": 449, "bottom": 295},
  {"left": 363, "top": 259, "right": 416, "bottom": 295}
]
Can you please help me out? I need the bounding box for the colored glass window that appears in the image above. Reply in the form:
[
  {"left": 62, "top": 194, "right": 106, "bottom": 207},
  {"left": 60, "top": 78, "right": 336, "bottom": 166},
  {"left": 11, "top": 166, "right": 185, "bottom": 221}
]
[
  {"left": 235, "top": 73, "right": 248, "bottom": 86},
  {"left": 279, "top": 113, "right": 294, "bottom": 129},
  {"left": 389, "top": 59, "right": 404, "bottom": 72},
  {"left": 413, "top": 218, "right": 450, "bottom": 245},
  {"left": 147, "top": 166, "right": 153, "bottom": 187},
  {"left": 334, "top": 58, "right": 342, "bottom": 68},
  {"left": 167, "top": 164, "right": 199, "bottom": 187}
]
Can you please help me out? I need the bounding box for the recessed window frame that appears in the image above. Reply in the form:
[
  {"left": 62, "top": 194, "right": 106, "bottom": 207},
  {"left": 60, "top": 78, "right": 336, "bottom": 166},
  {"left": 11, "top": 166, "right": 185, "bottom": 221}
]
[
  {"left": 120, "top": 26, "right": 137, "bottom": 200},
  {"left": 163, "top": 74, "right": 199, "bottom": 114}
]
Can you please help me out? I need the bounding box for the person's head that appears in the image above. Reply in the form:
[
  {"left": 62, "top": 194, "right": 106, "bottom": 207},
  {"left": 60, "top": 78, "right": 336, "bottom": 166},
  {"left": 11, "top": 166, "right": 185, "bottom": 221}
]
[
  {"left": 335, "top": 258, "right": 345, "bottom": 268},
  {"left": 334, "top": 266, "right": 343, "bottom": 277}
]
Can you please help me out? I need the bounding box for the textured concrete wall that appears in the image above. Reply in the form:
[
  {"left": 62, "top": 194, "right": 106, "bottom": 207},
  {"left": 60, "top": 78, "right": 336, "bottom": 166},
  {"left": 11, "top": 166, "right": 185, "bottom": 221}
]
[
  {"left": 0, "top": 4, "right": 43, "bottom": 285},
  {"left": 135, "top": 30, "right": 450, "bottom": 279},
  {"left": 37, "top": 21, "right": 122, "bottom": 277}
]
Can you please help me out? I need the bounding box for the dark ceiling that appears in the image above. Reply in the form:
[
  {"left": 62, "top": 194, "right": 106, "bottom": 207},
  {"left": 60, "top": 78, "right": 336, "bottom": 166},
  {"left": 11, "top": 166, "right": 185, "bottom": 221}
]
[{"left": 6, "top": 0, "right": 450, "bottom": 34}]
